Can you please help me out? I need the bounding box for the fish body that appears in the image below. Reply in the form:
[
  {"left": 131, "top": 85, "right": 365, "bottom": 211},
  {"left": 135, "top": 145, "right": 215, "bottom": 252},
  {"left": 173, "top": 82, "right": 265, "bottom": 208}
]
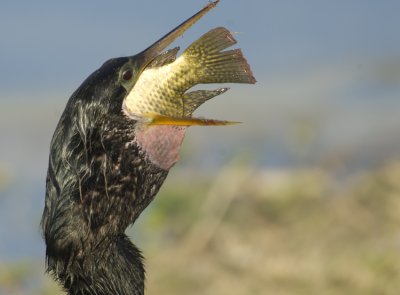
[
  {"left": 123, "top": 27, "right": 256, "bottom": 125},
  {"left": 41, "top": 2, "right": 257, "bottom": 294}
]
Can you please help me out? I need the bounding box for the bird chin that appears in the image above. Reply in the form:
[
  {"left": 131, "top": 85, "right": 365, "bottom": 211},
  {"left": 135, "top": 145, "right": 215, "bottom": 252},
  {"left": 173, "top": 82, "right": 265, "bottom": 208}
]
[{"left": 133, "top": 123, "right": 187, "bottom": 171}]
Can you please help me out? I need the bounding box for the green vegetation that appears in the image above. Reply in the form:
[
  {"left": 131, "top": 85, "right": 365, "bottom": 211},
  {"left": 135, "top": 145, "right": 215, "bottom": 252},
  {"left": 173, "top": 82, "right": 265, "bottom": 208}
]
[
  {"left": 2, "top": 160, "right": 400, "bottom": 294},
  {"left": 144, "top": 161, "right": 400, "bottom": 295}
]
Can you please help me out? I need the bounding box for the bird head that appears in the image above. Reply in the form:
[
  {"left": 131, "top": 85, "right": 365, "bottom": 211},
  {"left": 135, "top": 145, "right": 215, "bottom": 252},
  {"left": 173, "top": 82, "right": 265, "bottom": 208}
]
[
  {"left": 65, "top": 1, "right": 221, "bottom": 126},
  {"left": 41, "top": 2, "right": 256, "bottom": 293}
]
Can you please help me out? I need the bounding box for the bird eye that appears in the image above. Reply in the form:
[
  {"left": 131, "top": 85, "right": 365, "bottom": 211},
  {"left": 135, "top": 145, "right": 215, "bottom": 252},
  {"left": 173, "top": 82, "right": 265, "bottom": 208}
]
[{"left": 122, "top": 69, "right": 133, "bottom": 81}]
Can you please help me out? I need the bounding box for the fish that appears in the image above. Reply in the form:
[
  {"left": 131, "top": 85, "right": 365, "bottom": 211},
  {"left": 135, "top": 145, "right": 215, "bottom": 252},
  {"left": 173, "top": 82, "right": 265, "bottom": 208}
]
[{"left": 122, "top": 2, "right": 256, "bottom": 127}]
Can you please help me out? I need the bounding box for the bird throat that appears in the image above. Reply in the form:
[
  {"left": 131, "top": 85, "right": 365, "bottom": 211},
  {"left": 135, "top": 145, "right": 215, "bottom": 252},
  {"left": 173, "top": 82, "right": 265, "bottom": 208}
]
[{"left": 134, "top": 124, "right": 187, "bottom": 171}]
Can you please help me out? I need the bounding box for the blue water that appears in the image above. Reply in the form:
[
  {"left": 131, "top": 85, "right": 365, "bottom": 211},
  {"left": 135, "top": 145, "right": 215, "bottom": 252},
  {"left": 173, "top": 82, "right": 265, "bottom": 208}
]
[{"left": 1, "top": 0, "right": 400, "bottom": 263}]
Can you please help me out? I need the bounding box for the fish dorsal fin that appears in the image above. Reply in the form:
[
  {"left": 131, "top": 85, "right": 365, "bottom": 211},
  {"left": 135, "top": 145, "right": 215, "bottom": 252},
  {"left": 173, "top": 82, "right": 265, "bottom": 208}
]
[{"left": 147, "top": 47, "right": 180, "bottom": 68}]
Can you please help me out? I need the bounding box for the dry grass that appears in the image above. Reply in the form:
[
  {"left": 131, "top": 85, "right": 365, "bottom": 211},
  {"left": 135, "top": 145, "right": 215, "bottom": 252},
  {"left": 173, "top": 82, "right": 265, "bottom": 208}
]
[
  {"left": 2, "top": 160, "right": 400, "bottom": 294},
  {"left": 145, "top": 160, "right": 400, "bottom": 295}
]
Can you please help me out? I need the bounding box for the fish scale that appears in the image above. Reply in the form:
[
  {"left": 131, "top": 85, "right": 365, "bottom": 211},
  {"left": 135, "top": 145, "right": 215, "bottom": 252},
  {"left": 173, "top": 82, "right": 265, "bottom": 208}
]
[
  {"left": 41, "top": 2, "right": 256, "bottom": 294},
  {"left": 123, "top": 27, "right": 256, "bottom": 125}
]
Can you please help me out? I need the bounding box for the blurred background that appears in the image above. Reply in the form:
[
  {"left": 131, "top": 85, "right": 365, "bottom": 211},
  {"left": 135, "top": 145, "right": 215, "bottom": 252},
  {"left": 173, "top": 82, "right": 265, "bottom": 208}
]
[{"left": 1, "top": 1, "right": 400, "bottom": 294}]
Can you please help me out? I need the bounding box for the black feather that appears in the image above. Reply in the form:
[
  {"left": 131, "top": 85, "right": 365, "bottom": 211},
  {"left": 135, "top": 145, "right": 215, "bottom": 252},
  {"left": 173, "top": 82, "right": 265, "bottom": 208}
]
[{"left": 41, "top": 57, "right": 168, "bottom": 295}]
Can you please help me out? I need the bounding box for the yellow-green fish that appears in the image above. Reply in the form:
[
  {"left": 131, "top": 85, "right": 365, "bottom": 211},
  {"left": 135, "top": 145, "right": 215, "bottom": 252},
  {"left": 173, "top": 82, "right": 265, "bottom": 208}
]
[{"left": 123, "top": 2, "right": 256, "bottom": 126}]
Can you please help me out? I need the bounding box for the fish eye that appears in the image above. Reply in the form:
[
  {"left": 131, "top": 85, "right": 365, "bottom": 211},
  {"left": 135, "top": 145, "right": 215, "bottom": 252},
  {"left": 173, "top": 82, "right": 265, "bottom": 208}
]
[{"left": 121, "top": 69, "right": 133, "bottom": 81}]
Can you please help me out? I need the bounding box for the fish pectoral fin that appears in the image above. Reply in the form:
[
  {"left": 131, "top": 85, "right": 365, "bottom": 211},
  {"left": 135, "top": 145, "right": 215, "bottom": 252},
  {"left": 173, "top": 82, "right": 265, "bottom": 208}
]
[
  {"left": 183, "top": 87, "right": 229, "bottom": 116},
  {"left": 145, "top": 113, "right": 239, "bottom": 126}
]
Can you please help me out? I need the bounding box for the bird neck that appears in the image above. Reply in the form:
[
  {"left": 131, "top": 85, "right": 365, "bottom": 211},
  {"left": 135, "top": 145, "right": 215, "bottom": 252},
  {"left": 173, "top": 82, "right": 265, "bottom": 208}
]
[
  {"left": 134, "top": 123, "right": 187, "bottom": 171},
  {"left": 48, "top": 234, "right": 145, "bottom": 295},
  {"left": 42, "top": 115, "right": 169, "bottom": 295}
]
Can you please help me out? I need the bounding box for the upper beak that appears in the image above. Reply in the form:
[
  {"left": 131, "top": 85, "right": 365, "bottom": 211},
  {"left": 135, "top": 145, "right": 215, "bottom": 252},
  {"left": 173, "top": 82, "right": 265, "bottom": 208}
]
[
  {"left": 124, "top": 1, "right": 240, "bottom": 127},
  {"left": 133, "top": 1, "right": 219, "bottom": 71}
]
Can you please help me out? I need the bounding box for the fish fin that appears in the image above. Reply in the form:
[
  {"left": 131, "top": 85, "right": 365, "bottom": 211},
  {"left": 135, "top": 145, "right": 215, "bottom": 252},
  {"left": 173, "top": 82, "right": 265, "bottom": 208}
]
[
  {"left": 183, "top": 27, "right": 256, "bottom": 84},
  {"left": 146, "top": 113, "right": 239, "bottom": 126},
  {"left": 183, "top": 87, "right": 229, "bottom": 116},
  {"left": 147, "top": 47, "right": 180, "bottom": 68}
]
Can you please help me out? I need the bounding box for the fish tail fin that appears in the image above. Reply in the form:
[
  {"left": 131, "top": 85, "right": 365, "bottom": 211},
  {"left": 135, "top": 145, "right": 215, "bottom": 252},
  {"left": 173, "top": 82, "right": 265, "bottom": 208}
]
[{"left": 183, "top": 27, "right": 256, "bottom": 84}]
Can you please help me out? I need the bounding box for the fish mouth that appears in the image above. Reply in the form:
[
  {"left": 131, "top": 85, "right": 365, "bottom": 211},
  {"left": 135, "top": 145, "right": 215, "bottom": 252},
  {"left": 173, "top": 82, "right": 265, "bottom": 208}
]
[{"left": 133, "top": 1, "right": 220, "bottom": 74}]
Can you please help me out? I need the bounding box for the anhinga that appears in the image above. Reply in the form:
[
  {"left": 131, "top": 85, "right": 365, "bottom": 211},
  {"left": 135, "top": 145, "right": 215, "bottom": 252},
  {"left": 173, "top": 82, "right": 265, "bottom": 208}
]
[{"left": 41, "top": 1, "right": 255, "bottom": 294}]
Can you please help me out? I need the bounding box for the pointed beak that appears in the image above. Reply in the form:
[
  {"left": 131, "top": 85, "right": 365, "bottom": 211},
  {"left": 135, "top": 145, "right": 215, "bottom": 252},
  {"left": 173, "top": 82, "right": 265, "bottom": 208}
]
[
  {"left": 123, "top": 0, "right": 249, "bottom": 127},
  {"left": 133, "top": 1, "right": 219, "bottom": 70}
]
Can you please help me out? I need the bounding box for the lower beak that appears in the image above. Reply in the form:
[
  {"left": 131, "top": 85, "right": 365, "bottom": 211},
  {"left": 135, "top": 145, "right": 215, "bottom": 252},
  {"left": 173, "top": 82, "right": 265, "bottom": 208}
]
[{"left": 125, "top": 1, "right": 239, "bottom": 127}]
